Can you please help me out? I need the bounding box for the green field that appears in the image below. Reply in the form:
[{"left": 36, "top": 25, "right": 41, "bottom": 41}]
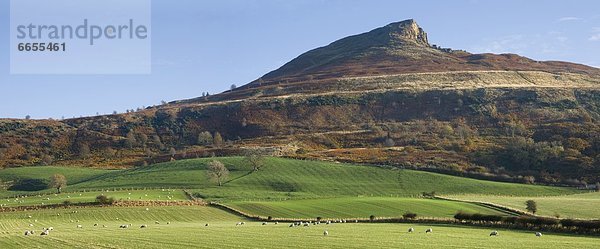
[
  {"left": 448, "top": 192, "right": 600, "bottom": 219},
  {"left": 0, "top": 157, "right": 583, "bottom": 220},
  {"left": 227, "top": 197, "right": 510, "bottom": 219},
  {"left": 0, "top": 206, "right": 598, "bottom": 249},
  {"left": 1, "top": 189, "right": 188, "bottom": 207},
  {"left": 0, "top": 158, "right": 598, "bottom": 248}
]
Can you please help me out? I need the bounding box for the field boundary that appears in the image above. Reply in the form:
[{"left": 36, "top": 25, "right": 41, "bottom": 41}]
[
  {"left": 436, "top": 196, "right": 527, "bottom": 216},
  {"left": 0, "top": 200, "right": 204, "bottom": 213}
]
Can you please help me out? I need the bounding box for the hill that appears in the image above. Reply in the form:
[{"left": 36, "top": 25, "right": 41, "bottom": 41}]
[{"left": 0, "top": 19, "right": 599, "bottom": 184}]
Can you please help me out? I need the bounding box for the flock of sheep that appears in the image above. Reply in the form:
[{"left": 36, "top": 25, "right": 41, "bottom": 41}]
[{"left": 21, "top": 213, "right": 545, "bottom": 238}]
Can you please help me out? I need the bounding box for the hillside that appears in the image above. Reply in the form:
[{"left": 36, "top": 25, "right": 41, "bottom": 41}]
[
  {"left": 0, "top": 158, "right": 578, "bottom": 200},
  {"left": 0, "top": 19, "right": 599, "bottom": 184}
]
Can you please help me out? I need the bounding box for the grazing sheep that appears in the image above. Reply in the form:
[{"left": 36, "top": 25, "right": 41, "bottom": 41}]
[
  {"left": 145, "top": 208, "right": 149, "bottom": 211},
  {"left": 289, "top": 224, "right": 294, "bottom": 227},
  {"left": 167, "top": 222, "right": 170, "bottom": 225},
  {"left": 425, "top": 228, "right": 433, "bottom": 233},
  {"left": 536, "top": 232, "right": 543, "bottom": 237},
  {"left": 40, "top": 230, "right": 49, "bottom": 236},
  {"left": 205, "top": 223, "right": 209, "bottom": 227},
  {"left": 24, "top": 230, "right": 32, "bottom": 236},
  {"left": 48, "top": 227, "right": 54, "bottom": 231},
  {"left": 408, "top": 227, "right": 414, "bottom": 233},
  {"left": 155, "top": 221, "right": 160, "bottom": 225},
  {"left": 303, "top": 223, "right": 309, "bottom": 227},
  {"left": 27, "top": 215, "right": 32, "bottom": 218},
  {"left": 77, "top": 225, "right": 83, "bottom": 228},
  {"left": 29, "top": 224, "right": 34, "bottom": 227},
  {"left": 102, "top": 225, "right": 107, "bottom": 228},
  {"left": 119, "top": 224, "right": 129, "bottom": 229},
  {"left": 326, "top": 221, "right": 331, "bottom": 225},
  {"left": 140, "top": 225, "right": 147, "bottom": 228},
  {"left": 323, "top": 230, "right": 329, "bottom": 236},
  {"left": 241, "top": 222, "right": 245, "bottom": 225},
  {"left": 490, "top": 231, "right": 499, "bottom": 236},
  {"left": 94, "top": 224, "right": 98, "bottom": 227},
  {"left": 236, "top": 222, "right": 242, "bottom": 226},
  {"left": 262, "top": 222, "right": 268, "bottom": 226},
  {"left": 275, "top": 222, "right": 278, "bottom": 225}
]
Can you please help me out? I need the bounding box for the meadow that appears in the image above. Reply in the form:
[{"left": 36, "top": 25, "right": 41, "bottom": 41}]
[
  {"left": 0, "top": 206, "right": 598, "bottom": 249},
  {"left": 227, "top": 197, "right": 510, "bottom": 219},
  {"left": 448, "top": 192, "right": 600, "bottom": 219},
  {"left": 0, "top": 158, "right": 598, "bottom": 248}
]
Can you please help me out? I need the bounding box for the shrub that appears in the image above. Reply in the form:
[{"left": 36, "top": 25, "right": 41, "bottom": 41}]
[
  {"left": 95, "top": 195, "right": 115, "bottom": 205},
  {"left": 402, "top": 212, "right": 417, "bottom": 220},
  {"left": 63, "top": 200, "right": 72, "bottom": 206}
]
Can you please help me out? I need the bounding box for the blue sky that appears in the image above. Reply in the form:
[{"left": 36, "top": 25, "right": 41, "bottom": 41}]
[{"left": 1, "top": 0, "right": 599, "bottom": 119}]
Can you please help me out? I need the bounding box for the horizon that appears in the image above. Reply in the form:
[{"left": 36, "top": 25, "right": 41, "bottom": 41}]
[{"left": 1, "top": 0, "right": 599, "bottom": 119}]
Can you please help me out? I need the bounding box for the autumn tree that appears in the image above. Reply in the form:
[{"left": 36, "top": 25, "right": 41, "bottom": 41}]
[
  {"left": 125, "top": 131, "right": 137, "bottom": 148},
  {"left": 213, "top": 132, "right": 224, "bottom": 147},
  {"left": 197, "top": 131, "right": 213, "bottom": 146},
  {"left": 49, "top": 174, "right": 67, "bottom": 193},
  {"left": 207, "top": 160, "right": 229, "bottom": 186},
  {"left": 78, "top": 143, "right": 91, "bottom": 159}
]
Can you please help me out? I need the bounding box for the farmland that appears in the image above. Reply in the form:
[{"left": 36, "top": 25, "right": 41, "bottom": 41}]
[{"left": 0, "top": 206, "right": 599, "bottom": 249}]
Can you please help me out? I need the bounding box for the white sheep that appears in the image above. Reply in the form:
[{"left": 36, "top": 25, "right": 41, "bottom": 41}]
[
  {"left": 425, "top": 228, "right": 433, "bottom": 233},
  {"left": 262, "top": 222, "right": 267, "bottom": 226},
  {"left": 48, "top": 227, "right": 54, "bottom": 231},
  {"left": 323, "top": 230, "right": 329, "bottom": 236},
  {"left": 536, "top": 232, "right": 543, "bottom": 237},
  {"left": 40, "top": 230, "right": 49, "bottom": 236},
  {"left": 24, "top": 230, "right": 32, "bottom": 236},
  {"left": 205, "top": 223, "right": 209, "bottom": 227},
  {"left": 408, "top": 227, "right": 414, "bottom": 233},
  {"left": 490, "top": 231, "right": 499, "bottom": 236},
  {"left": 140, "top": 225, "right": 147, "bottom": 228},
  {"left": 77, "top": 225, "right": 82, "bottom": 228},
  {"left": 155, "top": 221, "right": 160, "bottom": 225},
  {"left": 236, "top": 222, "right": 242, "bottom": 226}
]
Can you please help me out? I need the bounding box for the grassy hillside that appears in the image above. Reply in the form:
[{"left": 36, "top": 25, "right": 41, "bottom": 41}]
[
  {"left": 448, "top": 192, "right": 600, "bottom": 219},
  {"left": 0, "top": 158, "right": 578, "bottom": 200},
  {"left": 1, "top": 206, "right": 599, "bottom": 249},
  {"left": 227, "top": 197, "right": 509, "bottom": 219},
  {"left": 0, "top": 158, "right": 578, "bottom": 201}
]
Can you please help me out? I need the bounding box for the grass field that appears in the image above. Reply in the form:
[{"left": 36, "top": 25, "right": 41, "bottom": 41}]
[
  {"left": 0, "top": 157, "right": 583, "bottom": 220},
  {"left": 0, "top": 206, "right": 598, "bottom": 249},
  {"left": 448, "top": 192, "right": 600, "bottom": 219},
  {"left": 1, "top": 189, "right": 188, "bottom": 207},
  {"left": 227, "top": 197, "right": 510, "bottom": 219},
  {"left": 0, "top": 158, "right": 579, "bottom": 200}
]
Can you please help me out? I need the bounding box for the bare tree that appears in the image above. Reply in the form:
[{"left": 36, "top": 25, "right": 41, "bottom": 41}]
[
  {"left": 245, "top": 149, "right": 265, "bottom": 171},
  {"left": 49, "top": 174, "right": 67, "bottom": 193},
  {"left": 206, "top": 160, "right": 229, "bottom": 186}
]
